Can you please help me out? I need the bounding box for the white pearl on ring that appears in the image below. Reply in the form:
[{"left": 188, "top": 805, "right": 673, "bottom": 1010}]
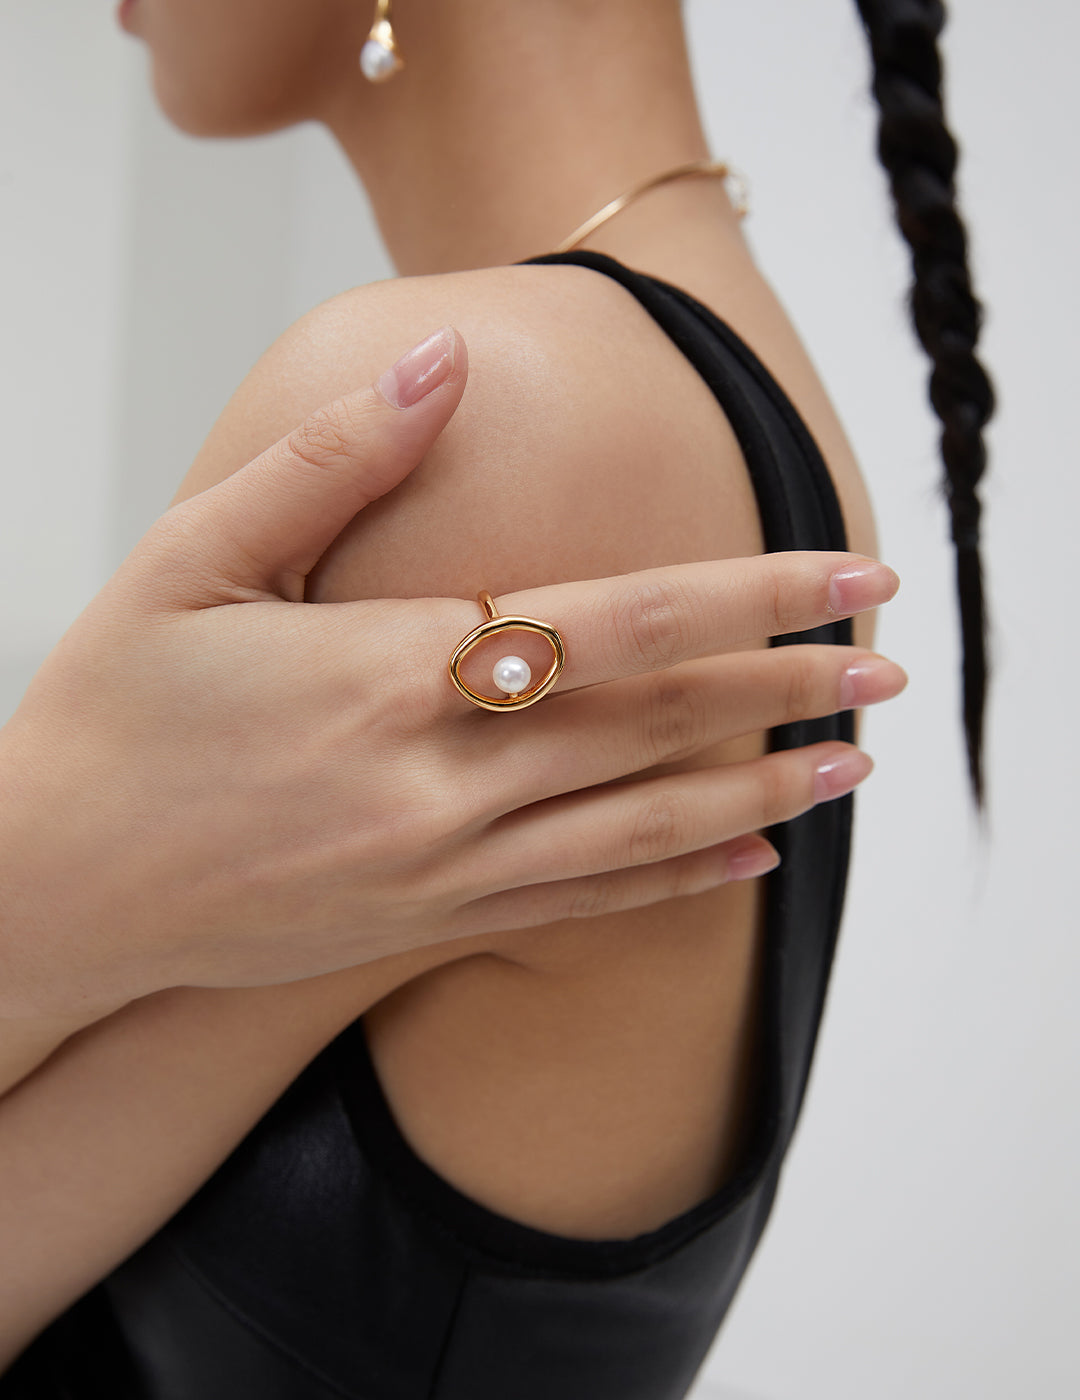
[{"left": 493, "top": 655, "right": 531, "bottom": 695}]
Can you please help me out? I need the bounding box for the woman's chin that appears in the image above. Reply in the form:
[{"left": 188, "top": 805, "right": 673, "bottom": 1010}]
[{"left": 149, "top": 71, "right": 300, "bottom": 141}]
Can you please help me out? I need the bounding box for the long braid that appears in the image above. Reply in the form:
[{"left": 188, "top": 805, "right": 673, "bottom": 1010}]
[{"left": 854, "top": 0, "right": 996, "bottom": 817}]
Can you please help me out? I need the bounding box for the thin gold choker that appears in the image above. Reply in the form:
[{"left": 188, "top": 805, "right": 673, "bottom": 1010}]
[{"left": 549, "top": 157, "right": 749, "bottom": 255}]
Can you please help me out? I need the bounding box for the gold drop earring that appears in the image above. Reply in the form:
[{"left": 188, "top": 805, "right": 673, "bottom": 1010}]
[{"left": 360, "top": 0, "right": 404, "bottom": 83}]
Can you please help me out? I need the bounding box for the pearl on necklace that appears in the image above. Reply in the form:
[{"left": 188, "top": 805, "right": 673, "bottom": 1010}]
[{"left": 492, "top": 655, "right": 531, "bottom": 695}]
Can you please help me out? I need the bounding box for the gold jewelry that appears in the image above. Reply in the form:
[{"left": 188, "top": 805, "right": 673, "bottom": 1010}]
[
  {"left": 448, "top": 591, "right": 566, "bottom": 712},
  {"left": 360, "top": 0, "right": 404, "bottom": 84},
  {"left": 550, "top": 157, "right": 749, "bottom": 254}
]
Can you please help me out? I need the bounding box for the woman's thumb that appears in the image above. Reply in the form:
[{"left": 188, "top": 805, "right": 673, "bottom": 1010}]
[{"left": 146, "top": 325, "right": 466, "bottom": 604}]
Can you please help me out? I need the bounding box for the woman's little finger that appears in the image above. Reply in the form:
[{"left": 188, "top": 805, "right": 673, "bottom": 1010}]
[{"left": 455, "top": 835, "right": 782, "bottom": 937}]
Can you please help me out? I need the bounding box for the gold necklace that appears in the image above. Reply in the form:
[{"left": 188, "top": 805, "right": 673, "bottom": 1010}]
[{"left": 549, "top": 157, "right": 749, "bottom": 255}]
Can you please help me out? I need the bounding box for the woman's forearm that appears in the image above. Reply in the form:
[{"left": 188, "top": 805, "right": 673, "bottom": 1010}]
[
  {"left": 0, "top": 942, "right": 464, "bottom": 1372},
  {"left": 0, "top": 1012, "right": 109, "bottom": 1101},
  {"left": 0, "top": 731, "right": 134, "bottom": 1095},
  {"left": 0, "top": 984, "right": 340, "bottom": 1371}
]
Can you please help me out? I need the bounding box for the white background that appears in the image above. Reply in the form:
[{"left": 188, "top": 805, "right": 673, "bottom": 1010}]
[{"left": 0, "top": 2, "right": 1076, "bottom": 1396}]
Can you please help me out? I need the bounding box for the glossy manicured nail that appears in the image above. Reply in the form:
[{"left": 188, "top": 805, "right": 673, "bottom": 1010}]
[
  {"left": 376, "top": 325, "right": 456, "bottom": 408},
  {"left": 838, "top": 657, "right": 909, "bottom": 709},
  {"left": 828, "top": 562, "right": 900, "bottom": 617},
  {"left": 814, "top": 748, "right": 874, "bottom": 802},
  {"left": 727, "top": 841, "right": 782, "bottom": 881}
]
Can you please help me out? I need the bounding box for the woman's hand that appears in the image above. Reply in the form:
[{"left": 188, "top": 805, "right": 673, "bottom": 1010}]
[{"left": 0, "top": 325, "right": 902, "bottom": 1023}]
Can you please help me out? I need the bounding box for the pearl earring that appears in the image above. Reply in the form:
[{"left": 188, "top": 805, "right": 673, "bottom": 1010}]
[{"left": 360, "top": 0, "right": 404, "bottom": 83}]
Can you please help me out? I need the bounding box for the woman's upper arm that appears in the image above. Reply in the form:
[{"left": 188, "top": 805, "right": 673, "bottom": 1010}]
[
  {"left": 180, "top": 263, "right": 786, "bottom": 977},
  {"left": 170, "top": 261, "right": 815, "bottom": 987}
]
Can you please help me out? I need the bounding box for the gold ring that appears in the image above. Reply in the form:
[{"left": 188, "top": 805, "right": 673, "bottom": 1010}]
[{"left": 448, "top": 590, "right": 566, "bottom": 712}]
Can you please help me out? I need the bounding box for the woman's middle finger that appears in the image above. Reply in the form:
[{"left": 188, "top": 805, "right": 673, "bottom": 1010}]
[{"left": 458, "top": 642, "right": 908, "bottom": 815}]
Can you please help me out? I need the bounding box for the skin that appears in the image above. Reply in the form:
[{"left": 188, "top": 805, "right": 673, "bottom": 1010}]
[
  {"left": 126, "top": 0, "right": 742, "bottom": 272},
  {"left": 0, "top": 0, "right": 898, "bottom": 1365},
  {"left": 122, "top": 0, "right": 878, "bottom": 635}
]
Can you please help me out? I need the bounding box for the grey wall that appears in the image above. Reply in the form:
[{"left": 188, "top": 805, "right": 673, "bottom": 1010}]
[{"left": 1, "top": 1, "right": 1075, "bottom": 1396}]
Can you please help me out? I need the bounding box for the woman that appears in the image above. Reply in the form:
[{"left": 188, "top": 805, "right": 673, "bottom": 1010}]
[{"left": 0, "top": 0, "right": 989, "bottom": 1394}]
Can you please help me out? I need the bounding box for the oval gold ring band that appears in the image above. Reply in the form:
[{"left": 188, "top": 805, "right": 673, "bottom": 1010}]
[{"left": 448, "top": 590, "right": 566, "bottom": 712}]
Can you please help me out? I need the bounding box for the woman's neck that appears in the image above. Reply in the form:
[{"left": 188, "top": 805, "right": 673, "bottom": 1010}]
[{"left": 320, "top": 0, "right": 746, "bottom": 276}]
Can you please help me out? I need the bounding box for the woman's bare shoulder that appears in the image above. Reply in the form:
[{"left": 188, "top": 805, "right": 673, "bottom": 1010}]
[
  {"left": 171, "top": 261, "right": 655, "bottom": 508},
  {"left": 175, "top": 256, "right": 776, "bottom": 627},
  {"left": 173, "top": 255, "right": 878, "bottom": 619}
]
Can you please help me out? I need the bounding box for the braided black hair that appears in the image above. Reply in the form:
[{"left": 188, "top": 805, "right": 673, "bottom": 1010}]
[{"left": 854, "top": 0, "right": 996, "bottom": 817}]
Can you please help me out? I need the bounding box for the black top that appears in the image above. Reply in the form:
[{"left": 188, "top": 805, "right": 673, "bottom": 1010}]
[{"left": 4, "top": 249, "right": 856, "bottom": 1400}]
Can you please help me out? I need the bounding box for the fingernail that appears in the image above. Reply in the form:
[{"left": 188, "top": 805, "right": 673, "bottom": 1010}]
[
  {"left": 828, "top": 562, "right": 900, "bottom": 617},
  {"left": 727, "top": 841, "right": 782, "bottom": 881},
  {"left": 838, "top": 657, "right": 909, "bottom": 709},
  {"left": 376, "top": 325, "right": 456, "bottom": 409},
  {"left": 814, "top": 748, "right": 874, "bottom": 802}
]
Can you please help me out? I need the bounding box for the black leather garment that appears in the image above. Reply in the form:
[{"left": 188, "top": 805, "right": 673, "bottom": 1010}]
[{"left": 5, "top": 249, "right": 856, "bottom": 1399}]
